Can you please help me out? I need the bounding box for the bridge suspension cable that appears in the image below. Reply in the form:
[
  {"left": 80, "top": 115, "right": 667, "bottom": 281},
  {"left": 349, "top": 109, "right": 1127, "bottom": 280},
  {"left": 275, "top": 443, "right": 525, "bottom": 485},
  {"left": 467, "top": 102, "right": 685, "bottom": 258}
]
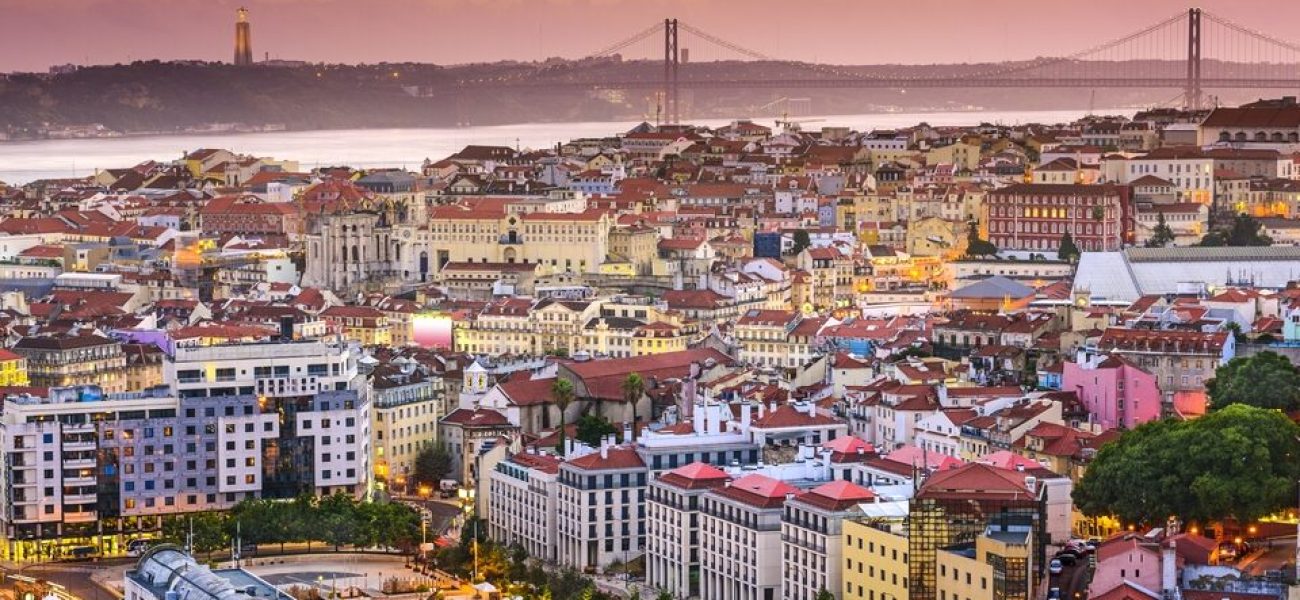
[{"left": 584, "top": 21, "right": 666, "bottom": 59}]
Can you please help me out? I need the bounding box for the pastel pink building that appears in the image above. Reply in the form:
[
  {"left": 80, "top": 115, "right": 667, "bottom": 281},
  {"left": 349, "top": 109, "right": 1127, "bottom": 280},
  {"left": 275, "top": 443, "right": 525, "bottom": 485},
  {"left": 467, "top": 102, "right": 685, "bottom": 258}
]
[{"left": 1062, "top": 353, "right": 1161, "bottom": 430}]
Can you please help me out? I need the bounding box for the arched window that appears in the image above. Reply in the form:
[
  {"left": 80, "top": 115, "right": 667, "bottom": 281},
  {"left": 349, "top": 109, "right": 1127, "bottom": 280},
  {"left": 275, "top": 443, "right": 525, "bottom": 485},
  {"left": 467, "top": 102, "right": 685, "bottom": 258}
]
[
  {"left": 1218, "top": 131, "right": 1231, "bottom": 142},
  {"left": 1235, "top": 132, "right": 1248, "bottom": 142},
  {"left": 1255, "top": 131, "right": 1268, "bottom": 142},
  {"left": 352, "top": 245, "right": 360, "bottom": 262}
]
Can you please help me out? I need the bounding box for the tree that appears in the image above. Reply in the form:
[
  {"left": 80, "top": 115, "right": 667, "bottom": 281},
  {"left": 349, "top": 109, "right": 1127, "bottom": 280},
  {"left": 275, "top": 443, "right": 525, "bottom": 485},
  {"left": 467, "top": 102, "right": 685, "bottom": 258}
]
[
  {"left": 790, "top": 229, "right": 812, "bottom": 255},
  {"left": 1057, "top": 232, "right": 1081, "bottom": 263},
  {"left": 317, "top": 492, "right": 362, "bottom": 551},
  {"left": 1074, "top": 404, "right": 1300, "bottom": 525},
  {"left": 1200, "top": 213, "right": 1273, "bottom": 247},
  {"left": 1206, "top": 350, "right": 1300, "bottom": 412},
  {"left": 815, "top": 589, "right": 836, "bottom": 600},
  {"left": 965, "top": 220, "right": 998, "bottom": 257},
  {"left": 162, "top": 512, "right": 230, "bottom": 558},
  {"left": 621, "top": 373, "right": 645, "bottom": 441},
  {"left": 1227, "top": 213, "right": 1272, "bottom": 246},
  {"left": 413, "top": 443, "right": 454, "bottom": 490},
  {"left": 1145, "top": 211, "right": 1175, "bottom": 247},
  {"left": 575, "top": 414, "right": 618, "bottom": 447},
  {"left": 655, "top": 591, "right": 674, "bottom": 600},
  {"left": 551, "top": 378, "right": 576, "bottom": 454}
]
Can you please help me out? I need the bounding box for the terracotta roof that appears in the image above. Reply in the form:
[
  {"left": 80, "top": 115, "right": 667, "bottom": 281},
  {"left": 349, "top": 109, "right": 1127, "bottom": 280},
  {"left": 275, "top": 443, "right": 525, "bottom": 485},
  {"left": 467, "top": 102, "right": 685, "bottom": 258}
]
[
  {"left": 497, "top": 376, "right": 556, "bottom": 407},
  {"left": 710, "top": 474, "right": 802, "bottom": 509},
  {"left": 793, "top": 480, "right": 875, "bottom": 512},
  {"left": 918, "top": 462, "right": 1037, "bottom": 501},
  {"left": 751, "top": 404, "right": 844, "bottom": 429},
  {"left": 441, "top": 408, "right": 514, "bottom": 428},
  {"left": 565, "top": 445, "right": 646, "bottom": 471},
  {"left": 657, "top": 462, "right": 731, "bottom": 490}
]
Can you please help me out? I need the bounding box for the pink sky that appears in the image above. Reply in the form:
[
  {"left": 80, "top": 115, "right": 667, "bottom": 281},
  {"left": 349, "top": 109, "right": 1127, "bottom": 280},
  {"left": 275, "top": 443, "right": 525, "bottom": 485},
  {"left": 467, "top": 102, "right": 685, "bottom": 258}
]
[{"left": 2, "top": 0, "right": 1298, "bottom": 72}]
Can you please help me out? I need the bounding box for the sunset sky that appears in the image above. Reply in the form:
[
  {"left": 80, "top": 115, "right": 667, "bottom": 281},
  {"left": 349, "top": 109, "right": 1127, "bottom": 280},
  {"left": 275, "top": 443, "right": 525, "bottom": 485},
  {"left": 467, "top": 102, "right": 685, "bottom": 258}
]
[{"left": 2, "top": 0, "right": 1297, "bottom": 72}]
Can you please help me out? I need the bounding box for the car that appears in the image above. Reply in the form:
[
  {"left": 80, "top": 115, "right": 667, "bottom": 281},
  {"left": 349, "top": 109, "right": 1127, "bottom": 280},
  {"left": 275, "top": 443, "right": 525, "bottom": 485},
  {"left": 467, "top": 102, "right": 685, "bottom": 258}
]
[
  {"left": 1047, "top": 587, "right": 1061, "bottom": 600},
  {"left": 126, "top": 539, "right": 151, "bottom": 557},
  {"left": 1054, "top": 552, "right": 1077, "bottom": 566},
  {"left": 1218, "top": 542, "right": 1239, "bottom": 561},
  {"left": 1049, "top": 559, "right": 1063, "bottom": 575}
]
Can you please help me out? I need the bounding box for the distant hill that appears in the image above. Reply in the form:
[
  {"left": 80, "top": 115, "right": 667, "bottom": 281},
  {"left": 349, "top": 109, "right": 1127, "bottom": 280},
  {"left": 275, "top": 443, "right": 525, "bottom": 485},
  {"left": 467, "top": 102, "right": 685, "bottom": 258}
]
[{"left": 0, "top": 59, "right": 1225, "bottom": 138}]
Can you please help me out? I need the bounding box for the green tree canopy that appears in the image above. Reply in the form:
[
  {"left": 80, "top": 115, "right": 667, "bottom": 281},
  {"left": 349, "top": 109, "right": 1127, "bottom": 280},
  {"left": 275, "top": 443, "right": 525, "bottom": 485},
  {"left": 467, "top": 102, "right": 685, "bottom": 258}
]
[
  {"left": 1200, "top": 213, "right": 1273, "bottom": 247},
  {"left": 965, "top": 220, "right": 998, "bottom": 257},
  {"left": 1145, "top": 212, "right": 1175, "bottom": 247},
  {"left": 551, "top": 378, "right": 577, "bottom": 453},
  {"left": 575, "top": 414, "right": 618, "bottom": 447},
  {"left": 1206, "top": 350, "right": 1300, "bottom": 412},
  {"left": 1057, "top": 232, "right": 1080, "bottom": 262},
  {"left": 413, "top": 443, "right": 454, "bottom": 489},
  {"left": 1074, "top": 404, "right": 1300, "bottom": 525}
]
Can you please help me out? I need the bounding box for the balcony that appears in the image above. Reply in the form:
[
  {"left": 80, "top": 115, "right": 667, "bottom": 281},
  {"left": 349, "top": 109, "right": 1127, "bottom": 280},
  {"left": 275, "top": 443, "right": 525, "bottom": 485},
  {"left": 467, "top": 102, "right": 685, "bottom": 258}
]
[
  {"left": 63, "top": 440, "right": 96, "bottom": 452},
  {"left": 62, "top": 457, "right": 95, "bottom": 470},
  {"left": 498, "top": 234, "right": 525, "bottom": 245},
  {"left": 63, "top": 510, "right": 97, "bottom": 524},
  {"left": 65, "top": 475, "right": 95, "bottom": 487},
  {"left": 63, "top": 493, "right": 97, "bottom": 505}
]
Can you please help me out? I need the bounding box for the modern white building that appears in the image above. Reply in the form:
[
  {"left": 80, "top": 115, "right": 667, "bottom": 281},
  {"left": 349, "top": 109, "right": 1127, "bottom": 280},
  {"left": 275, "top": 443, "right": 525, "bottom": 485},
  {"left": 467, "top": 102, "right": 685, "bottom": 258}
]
[
  {"left": 646, "top": 462, "right": 731, "bottom": 599},
  {"left": 698, "top": 473, "right": 800, "bottom": 600},
  {"left": 486, "top": 447, "right": 562, "bottom": 563},
  {"left": 781, "top": 480, "right": 878, "bottom": 600}
]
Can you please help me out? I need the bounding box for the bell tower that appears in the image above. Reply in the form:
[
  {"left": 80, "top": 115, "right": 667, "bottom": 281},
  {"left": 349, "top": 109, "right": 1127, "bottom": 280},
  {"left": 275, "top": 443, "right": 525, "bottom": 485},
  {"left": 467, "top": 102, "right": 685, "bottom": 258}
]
[{"left": 234, "top": 7, "right": 253, "bottom": 66}]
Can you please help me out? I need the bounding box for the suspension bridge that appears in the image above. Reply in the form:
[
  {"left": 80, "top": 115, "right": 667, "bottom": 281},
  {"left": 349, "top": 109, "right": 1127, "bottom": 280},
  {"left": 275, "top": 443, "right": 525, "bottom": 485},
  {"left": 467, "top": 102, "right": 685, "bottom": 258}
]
[{"left": 453, "top": 9, "right": 1300, "bottom": 121}]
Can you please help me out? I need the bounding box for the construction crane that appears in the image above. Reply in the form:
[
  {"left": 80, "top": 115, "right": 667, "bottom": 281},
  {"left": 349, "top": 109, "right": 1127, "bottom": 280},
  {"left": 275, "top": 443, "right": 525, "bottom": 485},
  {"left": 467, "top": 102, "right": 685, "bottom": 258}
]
[{"left": 775, "top": 114, "right": 825, "bottom": 133}]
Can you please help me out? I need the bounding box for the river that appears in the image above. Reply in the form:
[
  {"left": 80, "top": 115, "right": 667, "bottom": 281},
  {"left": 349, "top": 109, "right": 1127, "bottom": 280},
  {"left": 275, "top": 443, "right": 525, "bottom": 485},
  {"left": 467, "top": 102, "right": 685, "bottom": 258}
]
[{"left": 0, "top": 108, "right": 1119, "bottom": 185}]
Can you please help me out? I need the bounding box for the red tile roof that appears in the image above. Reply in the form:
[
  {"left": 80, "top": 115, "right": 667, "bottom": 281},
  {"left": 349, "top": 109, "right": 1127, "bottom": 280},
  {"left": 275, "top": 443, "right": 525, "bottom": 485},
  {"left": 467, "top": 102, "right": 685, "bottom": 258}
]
[
  {"left": 565, "top": 446, "right": 646, "bottom": 471},
  {"left": 918, "top": 462, "right": 1037, "bottom": 501},
  {"left": 794, "top": 480, "right": 875, "bottom": 512},
  {"left": 657, "top": 462, "right": 731, "bottom": 490},
  {"left": 710, "top": 474, "right": 802, "bottom": 509}
]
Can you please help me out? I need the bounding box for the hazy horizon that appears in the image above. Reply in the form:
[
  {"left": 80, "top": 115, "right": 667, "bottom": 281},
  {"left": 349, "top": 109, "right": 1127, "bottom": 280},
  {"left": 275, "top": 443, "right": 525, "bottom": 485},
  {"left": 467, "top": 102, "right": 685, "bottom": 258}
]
[{"left": 3, "top": 0, "right": 1299, "bottom": 72}]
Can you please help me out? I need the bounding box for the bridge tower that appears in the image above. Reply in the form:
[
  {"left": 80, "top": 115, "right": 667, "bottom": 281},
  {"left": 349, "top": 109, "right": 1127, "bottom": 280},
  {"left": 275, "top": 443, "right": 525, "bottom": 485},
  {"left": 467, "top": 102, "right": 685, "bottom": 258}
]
[
  {"left": 1185, "top": 7, "right": 1202, "bottom": 111},
  {"left": 663, "top": 18, "right": 680, "bottom": 124}
]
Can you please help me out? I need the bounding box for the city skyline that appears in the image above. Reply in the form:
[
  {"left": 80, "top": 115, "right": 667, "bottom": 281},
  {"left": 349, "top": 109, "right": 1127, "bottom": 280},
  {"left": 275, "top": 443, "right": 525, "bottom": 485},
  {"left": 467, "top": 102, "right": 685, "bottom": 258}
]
[{"left": 3, "top": 0, "right": 1300, "bottom": 72}]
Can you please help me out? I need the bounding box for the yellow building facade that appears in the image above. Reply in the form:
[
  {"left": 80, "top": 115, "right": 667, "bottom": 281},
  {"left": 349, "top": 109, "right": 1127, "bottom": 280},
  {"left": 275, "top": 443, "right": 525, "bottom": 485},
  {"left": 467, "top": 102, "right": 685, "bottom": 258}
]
[
  {"left": 843, "top": 517, "right": 911, "bottom": 600},
  {"left": 0, "top": 349, "right": 30, "bottom": 387}
]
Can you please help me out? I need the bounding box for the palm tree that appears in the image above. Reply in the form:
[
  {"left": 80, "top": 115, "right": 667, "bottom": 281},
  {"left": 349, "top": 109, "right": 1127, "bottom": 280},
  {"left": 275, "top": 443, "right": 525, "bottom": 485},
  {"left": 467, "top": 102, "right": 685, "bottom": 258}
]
[
  {"left": 622, "top": 373, "right": 645, "bottom": 442},
  {"left": 551, "top": 378, "right": 576, "bottom": 454}
]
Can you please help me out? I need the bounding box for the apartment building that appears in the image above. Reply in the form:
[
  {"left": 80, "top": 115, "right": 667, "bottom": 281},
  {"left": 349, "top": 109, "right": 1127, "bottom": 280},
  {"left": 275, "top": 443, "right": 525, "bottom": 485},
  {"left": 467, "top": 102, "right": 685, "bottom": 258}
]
[
  {"left": 699, "top": 473, "right": 800, "bottom": 600},
  {"left": 12, "top": 334, "right": 129, "bottom": 394},
  {"left": 841, "top": 502, "right": 911, "bottom": 600},
  {"left": 556, "top": 439, "right": 648, "bottom": 571},
  {"left": 164, "top": 338, "right": 372, "bottom": 497},
  {"left": 908, "top": 463, "right": 1047, "bottom": 600},
  {"left": 646, "top": 462, "right": 731, "bottom": 599},
  {"left": 782, "top": 480, "right": 878, "bottom": 600},
  {"left": 486, "top": 447, "right": 562, "bottom": 563},
  {"left": 371, "top": 368, "right": 443, "bottom": 494}
]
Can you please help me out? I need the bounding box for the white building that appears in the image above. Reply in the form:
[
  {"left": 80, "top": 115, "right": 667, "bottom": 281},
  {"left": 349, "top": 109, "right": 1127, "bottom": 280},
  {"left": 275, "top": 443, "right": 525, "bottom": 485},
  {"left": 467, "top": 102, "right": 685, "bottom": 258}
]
[
  {"left": 698, "top": 473, "right": 800, "bottom": 600},
  {"left": 646, "top": 462, "right": 732, "bottom": 599},
  {"left": 781, "top": 480, "right": 877, "bottom": 600},
  {"left": 486, "top": 447, "right": 562, "bottom": 563}
]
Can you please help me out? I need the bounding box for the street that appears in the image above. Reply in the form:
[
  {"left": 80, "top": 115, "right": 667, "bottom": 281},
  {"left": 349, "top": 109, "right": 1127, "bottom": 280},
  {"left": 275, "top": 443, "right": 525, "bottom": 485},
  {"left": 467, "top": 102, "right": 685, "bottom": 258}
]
[{"left": 1049, "top": 556, "right": 1089, "bottom": 600}]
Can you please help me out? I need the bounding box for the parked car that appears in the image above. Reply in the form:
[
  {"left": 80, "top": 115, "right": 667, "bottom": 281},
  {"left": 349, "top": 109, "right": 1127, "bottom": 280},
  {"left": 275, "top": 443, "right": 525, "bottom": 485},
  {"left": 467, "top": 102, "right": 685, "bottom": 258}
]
[
  {"left": 1054, "top": 552, "right": 1077, "bottom": 566},
  {"left": 1049, "top": 559, "right": 1063, "bottom": 575},
  {"left": 1047, "top": 587, "right": 1061, "bottom": 600},
  {"left": 126, "top": 539, "right": 151, "bottom": 557}
]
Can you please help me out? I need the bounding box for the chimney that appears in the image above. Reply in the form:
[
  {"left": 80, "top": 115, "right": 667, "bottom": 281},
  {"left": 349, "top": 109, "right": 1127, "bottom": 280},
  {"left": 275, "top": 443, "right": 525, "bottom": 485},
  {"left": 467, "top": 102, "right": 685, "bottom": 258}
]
[
  {"left": 600, "top": 435, "right": 611, "bottom": 460},
  {"left": 740, "top": 402, "right": 752, "bottom": 430},
  {"left": 622, "top": 421, "right": 632, "bottom": 443},
  {"left": 1024, "top": 476, "right": 1037, "bottom": 494},
  {"left": 693, "top": 403, "right": 705, "bottom": 435}
]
